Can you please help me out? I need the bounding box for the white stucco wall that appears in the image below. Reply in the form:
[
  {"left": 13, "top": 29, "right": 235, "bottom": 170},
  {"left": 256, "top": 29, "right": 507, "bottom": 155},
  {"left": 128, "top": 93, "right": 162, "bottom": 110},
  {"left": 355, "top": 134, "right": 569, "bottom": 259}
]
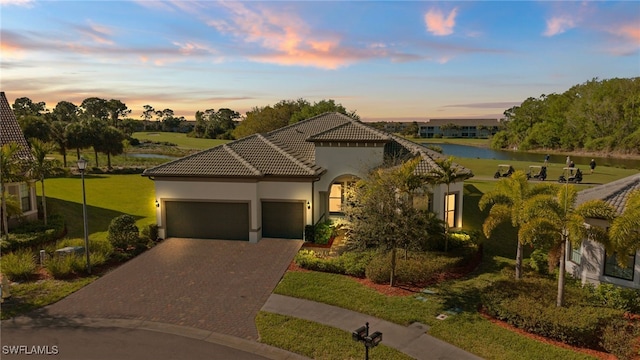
[
  {"left": 430, "top": 182, "right": 465, "bottom": 228},
  {"left": 574, "top": 239, "right": 640, "bottom": 290}
]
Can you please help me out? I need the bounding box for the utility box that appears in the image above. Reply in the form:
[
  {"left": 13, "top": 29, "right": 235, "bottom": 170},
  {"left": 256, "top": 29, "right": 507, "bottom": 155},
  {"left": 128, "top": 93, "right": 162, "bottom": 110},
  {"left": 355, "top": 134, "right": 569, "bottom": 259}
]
[{"left": 55, "top": 246, "right": 84, "bottom": 257}]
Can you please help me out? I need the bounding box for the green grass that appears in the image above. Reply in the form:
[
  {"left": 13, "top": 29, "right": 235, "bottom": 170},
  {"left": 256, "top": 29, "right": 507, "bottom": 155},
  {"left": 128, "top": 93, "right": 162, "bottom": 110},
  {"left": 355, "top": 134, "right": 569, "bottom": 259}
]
[
  {"left": 1, "top": 277, "right": 96, "bottom": 320},
  {"left": 256, "top": 312, "right": 413, "bottom": 360},
  {"left": 39, "top": 174, "right": 156, "bottom": 240},
  {"left": 132, "top": 132, "right": 230, "bottom": 150},
  {"left": 409, "top": 137, "right": 491, "bottom": 147}
]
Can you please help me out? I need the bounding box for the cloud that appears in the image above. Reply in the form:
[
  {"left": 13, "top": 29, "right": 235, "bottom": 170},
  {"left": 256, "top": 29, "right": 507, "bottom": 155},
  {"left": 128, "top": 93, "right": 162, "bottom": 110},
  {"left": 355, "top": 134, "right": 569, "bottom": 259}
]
[
  {"left": 543, "top": 16, "right": 576, "bottom": 37},
  {"left": 424, "top": 7, "right": 458, "bottom": 36},
  {"left": 207, "top": 2, "right": 363, "bottom": 69},
  {"left": 0, "top": 0, "right": 34, "bottom": 7},
  {"left": 73, "top": 21, "right": 115, "bottom": 45}
]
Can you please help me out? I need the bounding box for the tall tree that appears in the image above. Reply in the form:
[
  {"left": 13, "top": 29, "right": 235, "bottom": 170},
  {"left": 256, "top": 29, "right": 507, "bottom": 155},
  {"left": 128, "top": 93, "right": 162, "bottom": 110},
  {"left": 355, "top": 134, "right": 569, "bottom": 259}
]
[
  {"left": 80, "top": 97, "right": 109, "bottom": 120},
  {"left": 65, "top": 122, "right": 92, "bottom": 160},
  {"left": 478, "top": 171, "right": 556, "bottom": 279},
  {"left": 106, "top": 99, "right": 131, "bottom": 128},
  {"left": 426, "top": 156, "right": 474, "bottom": 252},
  {"left": 50, "top": 121, "right": 69, "bottom": 167},
  {"left": 521, "top": 185, "right": 615, "bottom": 307},
  {"left": 51, "top": 101, "right": 79, "bottom": 122},
  {"left": 141, "top": 104, "right": 155, "bottom": 130},
  {"left": 28, "top": 139, "right": 56, "bottom": 225},
  {"left": 12, "top": 97, "right": 46, "bottom": 118},
  {"left": 95, "top": 127, "right": 125, "bottom": 169},
  {"left": 18, "top": 115, "right": 51, "bottom": 142}
]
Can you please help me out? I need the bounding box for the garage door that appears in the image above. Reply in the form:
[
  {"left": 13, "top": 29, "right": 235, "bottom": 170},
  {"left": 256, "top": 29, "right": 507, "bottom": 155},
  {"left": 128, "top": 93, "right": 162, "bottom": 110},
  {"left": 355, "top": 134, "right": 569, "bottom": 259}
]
[
  {"left": 165, "top": 201, "right": 249, "bottom": 241},
  {"left": 262, "top": 201, "right": 304, "bottom": 239}
]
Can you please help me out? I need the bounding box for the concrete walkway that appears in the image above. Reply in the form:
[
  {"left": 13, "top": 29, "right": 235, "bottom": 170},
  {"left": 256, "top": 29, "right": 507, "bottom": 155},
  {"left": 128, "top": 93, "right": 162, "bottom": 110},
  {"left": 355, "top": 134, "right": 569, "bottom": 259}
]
[{"left": 262, "top": 294, "right": 483, "bottom": 360}]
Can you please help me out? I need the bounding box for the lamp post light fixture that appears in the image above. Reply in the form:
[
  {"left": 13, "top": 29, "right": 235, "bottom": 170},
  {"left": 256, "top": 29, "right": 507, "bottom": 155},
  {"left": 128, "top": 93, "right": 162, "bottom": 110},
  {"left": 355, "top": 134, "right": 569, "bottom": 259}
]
[
  {"left": 77, "top": 157, "right": 91, "bottom": 274},
  {"left": 352, "top": 322, "right": 382, "bottom": 360}
]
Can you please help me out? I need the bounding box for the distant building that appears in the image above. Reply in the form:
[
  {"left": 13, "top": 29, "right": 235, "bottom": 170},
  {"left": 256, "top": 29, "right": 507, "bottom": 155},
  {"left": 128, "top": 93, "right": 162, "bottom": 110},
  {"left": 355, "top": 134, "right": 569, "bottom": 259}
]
[{"left": 418, "top": 118, "right": 502, "bottom": 138}]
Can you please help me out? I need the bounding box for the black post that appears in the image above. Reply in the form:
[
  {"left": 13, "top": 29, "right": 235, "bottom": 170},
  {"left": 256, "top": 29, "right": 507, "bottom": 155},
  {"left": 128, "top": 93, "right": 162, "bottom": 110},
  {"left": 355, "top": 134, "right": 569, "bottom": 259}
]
[{"left": 365, "top": 322, "right": 369, "bottom": 360}]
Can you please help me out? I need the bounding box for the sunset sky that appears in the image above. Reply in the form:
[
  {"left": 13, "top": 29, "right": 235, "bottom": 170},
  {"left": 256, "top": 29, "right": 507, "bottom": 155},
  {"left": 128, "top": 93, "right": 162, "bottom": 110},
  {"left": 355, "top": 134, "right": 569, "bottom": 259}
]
[{"left": 1, "top": 0, "right": 638, "bottom": 121}]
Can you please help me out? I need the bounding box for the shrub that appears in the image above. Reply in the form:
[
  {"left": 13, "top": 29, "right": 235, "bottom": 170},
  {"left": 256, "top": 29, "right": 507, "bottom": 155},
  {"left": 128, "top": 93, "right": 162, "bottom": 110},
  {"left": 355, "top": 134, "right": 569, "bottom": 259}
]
[
  {"left": 529, "top": 249, "right": 549, "bottom": 275},
  {"left": 0, "top": 249, "right": 36, "bottom": 281},
  {"left": 365, "top": 251, "right": 464, "bottom": 285},
  {"left": 0, "top": 215, "right": 66, "bottom": 252},
  {"left": 600, "top": 317, "right": 640, "bottom": 360},
  {"left": 53, "top": 238, "right": 113, "bottom": 267},
  {"left": 294, "top": 250, "right": 375, "bottom": 278},
  {"left": 46, "top": 255, "right": 81, "bottom": 279},
  {"left": 585, "top": 283, "right": 640, "bottom": 314},
  {"left": 304, "top": 221, "right": 335, "bottom": 245},
  {"left": 481, "top": 278, "right": 627, "bottom": 350},
  {"left": 107, "top": 215, "right": 143, "bottom": 251},
  {"left": 141, "top": 224, "right": 159, "bottom": 242}
]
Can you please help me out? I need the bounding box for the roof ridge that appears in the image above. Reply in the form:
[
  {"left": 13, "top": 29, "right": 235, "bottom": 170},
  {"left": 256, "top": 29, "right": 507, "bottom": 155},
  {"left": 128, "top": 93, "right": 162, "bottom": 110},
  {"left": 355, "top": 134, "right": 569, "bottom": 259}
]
[
  {"left": 256, "top": 133, "right": 316, "bottom": 175},
  {"left": 223, "top": 144, "right": 263, "bottom": 176},
  {"left": 267, "top": 111, "right": 353, "bottom": 136}
]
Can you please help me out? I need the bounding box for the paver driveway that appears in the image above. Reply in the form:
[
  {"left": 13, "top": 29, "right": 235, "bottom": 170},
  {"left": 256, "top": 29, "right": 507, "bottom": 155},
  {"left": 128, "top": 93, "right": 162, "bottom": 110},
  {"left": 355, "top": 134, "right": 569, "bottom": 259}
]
[{"left": 43, "top": 238, "right": 303, "bottom": 340}]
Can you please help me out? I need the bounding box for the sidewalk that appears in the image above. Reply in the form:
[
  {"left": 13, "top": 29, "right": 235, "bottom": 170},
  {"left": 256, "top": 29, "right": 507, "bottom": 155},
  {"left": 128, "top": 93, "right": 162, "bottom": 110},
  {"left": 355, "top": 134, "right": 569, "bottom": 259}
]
[{"left": 262, "top": 294, "right": 483, "bottom": 360}]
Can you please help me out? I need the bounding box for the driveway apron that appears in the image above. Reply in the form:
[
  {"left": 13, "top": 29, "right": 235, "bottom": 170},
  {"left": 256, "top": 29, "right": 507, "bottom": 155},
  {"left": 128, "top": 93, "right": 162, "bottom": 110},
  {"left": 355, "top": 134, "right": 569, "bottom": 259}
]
[{"left": 44, "top": 238, "right": 303, "bottom": 340}]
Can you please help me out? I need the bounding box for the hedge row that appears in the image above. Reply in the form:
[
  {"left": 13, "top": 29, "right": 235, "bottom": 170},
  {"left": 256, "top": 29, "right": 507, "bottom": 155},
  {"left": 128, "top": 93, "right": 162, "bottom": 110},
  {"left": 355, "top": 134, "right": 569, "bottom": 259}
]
[
  {"left": 0, "top": 214, "right": 66, "bottom": 252},
  {"left": 481, "top": 278, "right": 639, "bottom": 357}
]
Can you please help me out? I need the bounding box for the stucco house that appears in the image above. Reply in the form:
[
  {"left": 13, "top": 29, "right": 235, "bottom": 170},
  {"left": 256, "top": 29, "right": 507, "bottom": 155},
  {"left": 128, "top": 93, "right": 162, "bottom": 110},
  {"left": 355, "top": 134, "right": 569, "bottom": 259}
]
[
  {"left": 143, "top": 112, "right": 472, "bottom": 243},
  {"left": 0, "top": 91, "right": 38, "bottom": 228},
  {"left": 567, "top": 173, "right": 640, "bottom": 289}
]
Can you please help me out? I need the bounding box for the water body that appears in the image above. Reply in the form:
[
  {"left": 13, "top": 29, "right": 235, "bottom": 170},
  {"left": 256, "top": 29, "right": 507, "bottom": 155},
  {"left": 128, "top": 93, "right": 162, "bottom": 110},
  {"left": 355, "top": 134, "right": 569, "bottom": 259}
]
[
  {"left": 423, "top": 143, "right": 640, "bottom": 170},
  {"left": 128, "top": 153, "right": 177, "bottom": 159}
]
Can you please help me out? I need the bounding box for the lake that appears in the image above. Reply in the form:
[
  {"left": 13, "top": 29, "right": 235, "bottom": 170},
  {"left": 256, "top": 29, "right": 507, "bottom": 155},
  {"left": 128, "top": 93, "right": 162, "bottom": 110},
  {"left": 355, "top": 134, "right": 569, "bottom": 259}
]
[{"left": 423, "top": 143, "right": 640, "bottom": 170}]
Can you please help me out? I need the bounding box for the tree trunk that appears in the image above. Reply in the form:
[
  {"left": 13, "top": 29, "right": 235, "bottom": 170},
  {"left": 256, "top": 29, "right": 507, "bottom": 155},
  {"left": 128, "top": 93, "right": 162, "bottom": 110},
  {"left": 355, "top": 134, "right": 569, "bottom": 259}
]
[
  {"left": 390, "top": 247, "right": 397, "bottom": 287},
  {"left": 76, "top": 148, "right": 80, "bottom": 160},
  {"left": 63, "top": 153, "right": 67, "bottom": 168},
  {"left": 94, "top": 148, "right": 99, "bottom": 168},
  {"left": 515, "top": 240, "right": 523, "bottom": 279},
  {"left": 107, "top": 153, "right": 112, "bottom": 169},
  {"left": 41, "top": 178, "right": 47, "bottom": 225},
  {"left": 556, "top": 239, "right": 567, "bottom": 307}
]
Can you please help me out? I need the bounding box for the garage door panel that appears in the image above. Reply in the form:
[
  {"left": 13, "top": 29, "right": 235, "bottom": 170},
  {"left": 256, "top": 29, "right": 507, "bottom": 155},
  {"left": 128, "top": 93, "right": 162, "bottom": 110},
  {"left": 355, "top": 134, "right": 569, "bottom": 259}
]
[
  {"left": 262, "top": 202, "right": 304, "bottom": 239},
  {"left": 165, "top": 201, "right": 249, "bottom": 241}
]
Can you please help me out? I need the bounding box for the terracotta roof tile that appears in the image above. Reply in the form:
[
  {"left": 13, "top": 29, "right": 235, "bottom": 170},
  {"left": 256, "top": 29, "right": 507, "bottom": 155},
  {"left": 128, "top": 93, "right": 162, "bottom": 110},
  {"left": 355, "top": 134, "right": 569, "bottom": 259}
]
[
  {"left": 143, "top": 112, "right": 473, "bottom": 179},
  {"left": 0, "top": 92, "right": 33, "bottom": 160},
  {"left": 577, "top": 173, "right": 640, "bottom": 214}
]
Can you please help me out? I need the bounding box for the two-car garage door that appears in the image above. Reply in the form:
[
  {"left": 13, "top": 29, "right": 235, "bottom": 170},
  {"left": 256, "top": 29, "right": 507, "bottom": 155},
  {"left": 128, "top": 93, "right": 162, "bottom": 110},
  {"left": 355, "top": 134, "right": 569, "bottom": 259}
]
[
  {"left": 164, "top": 200, "right": 304, "bottom": 240},
  {"left": 165, "top": 201, "right": 250, "bottom": 241}
]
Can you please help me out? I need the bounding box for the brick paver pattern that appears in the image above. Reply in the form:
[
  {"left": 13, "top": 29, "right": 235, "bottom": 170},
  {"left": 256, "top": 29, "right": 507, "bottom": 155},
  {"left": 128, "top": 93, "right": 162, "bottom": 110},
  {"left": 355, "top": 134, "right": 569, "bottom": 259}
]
[{"left": 45, "top": 238, "right": 303, "bottom": 340}]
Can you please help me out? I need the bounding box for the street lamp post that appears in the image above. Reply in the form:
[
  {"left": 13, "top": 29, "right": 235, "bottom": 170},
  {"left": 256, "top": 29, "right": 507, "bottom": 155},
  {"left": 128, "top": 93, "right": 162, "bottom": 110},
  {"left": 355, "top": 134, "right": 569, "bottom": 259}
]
[
  {"left": 352, "top": 322, "right": 383, "bottom": 360},
  {"left": 77, "top": 157, "right": 91, "bottom": 274}
]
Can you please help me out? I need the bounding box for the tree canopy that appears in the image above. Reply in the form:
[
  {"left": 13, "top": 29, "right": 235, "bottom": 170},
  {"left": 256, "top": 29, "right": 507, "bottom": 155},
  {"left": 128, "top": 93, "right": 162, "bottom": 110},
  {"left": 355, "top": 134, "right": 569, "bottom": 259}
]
[{"left": 493, "top": 77, "right": 640, "bottom": 154}]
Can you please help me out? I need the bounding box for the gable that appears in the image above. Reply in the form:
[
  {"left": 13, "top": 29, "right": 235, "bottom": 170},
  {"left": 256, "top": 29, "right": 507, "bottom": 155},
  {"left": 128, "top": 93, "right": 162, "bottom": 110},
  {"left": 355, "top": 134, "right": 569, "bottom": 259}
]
[{"left": 0, "top": 92, "right": 33, "bottom": 160}]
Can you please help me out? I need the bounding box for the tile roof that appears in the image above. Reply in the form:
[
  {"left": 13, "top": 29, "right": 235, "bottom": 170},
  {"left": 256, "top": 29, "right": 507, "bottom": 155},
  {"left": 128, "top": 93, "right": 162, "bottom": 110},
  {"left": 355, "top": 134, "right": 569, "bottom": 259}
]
[
  {"left": 0, "top": 92, "right": 33, "bottom": 160},
  {"left": 577, "top": 173, "right": 640, "bottom": 214},
  {"left": 143, "top": 112, "right": 473, "bottom": 179}
]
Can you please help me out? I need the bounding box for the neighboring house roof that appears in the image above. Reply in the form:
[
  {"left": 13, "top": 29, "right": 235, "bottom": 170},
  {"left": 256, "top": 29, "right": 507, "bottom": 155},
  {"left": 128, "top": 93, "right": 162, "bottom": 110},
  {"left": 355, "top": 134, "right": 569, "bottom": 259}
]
[
  {"left": 0, "top": 91, "right": 33, "bottom": 160},
  {"left": 577, "top": 173, "right": 640, "bottom": 214},
  {"left": 143, "top": 112, "right": 473, "bottom": 179}
]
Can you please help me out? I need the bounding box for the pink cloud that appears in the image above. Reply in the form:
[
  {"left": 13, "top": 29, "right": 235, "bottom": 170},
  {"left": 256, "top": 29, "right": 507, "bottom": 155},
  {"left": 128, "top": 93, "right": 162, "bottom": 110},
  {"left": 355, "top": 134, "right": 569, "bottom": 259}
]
[
  {"left": 424, "top": 7, "right": 458, "bottom": 36},
  {"left": 207, "top": 2, "right": 356, "bottom": 69},
  {"left": 74, "top": 21, "right": 115, "bottom": 45},
  {"left": 543, "top": 16, "right": 576, "bottom": 37}
]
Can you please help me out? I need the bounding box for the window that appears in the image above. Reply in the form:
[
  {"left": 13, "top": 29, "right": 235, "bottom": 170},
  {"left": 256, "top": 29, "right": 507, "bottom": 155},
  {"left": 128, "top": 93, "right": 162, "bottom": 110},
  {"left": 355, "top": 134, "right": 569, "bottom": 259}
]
[
  {"left": 329, "top": 184, "right": 342, "bottom": 213},
  {"left": 20, "top": 183, "right": 31, "bottom": 211},
  {"left": 604, "top": 252, "right": 635, "bottom": 281},
  {"left": 570, "top": 244, "right": 582, "bottom": 264},
  {"left": 329, "top": 181, "right": 355, "bottom": 214},
  {"left": 444, "top": 193, "right": 456, "bottom": 228}
]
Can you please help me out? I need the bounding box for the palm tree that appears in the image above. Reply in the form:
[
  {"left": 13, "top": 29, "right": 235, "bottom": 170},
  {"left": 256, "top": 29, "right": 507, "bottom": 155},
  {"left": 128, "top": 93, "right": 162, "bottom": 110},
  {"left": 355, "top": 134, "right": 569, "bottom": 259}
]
[
  {"left": 478, "top": 170, "right": 556, "bottom": 279},
  {"left": 29, "top": 139, "right": 56, "bottom": 225},
  {"left": 520, "top": 185, "right": 615, "bottom": 307},
  {"left": 427, "top": 156, "right": 473, "bottom": 252},
  {"left": 1, "top": 143, "right": 26, "bottom": 239},
  {"left": 608, "top": 189, "right": 640, "bottom": 259}
]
